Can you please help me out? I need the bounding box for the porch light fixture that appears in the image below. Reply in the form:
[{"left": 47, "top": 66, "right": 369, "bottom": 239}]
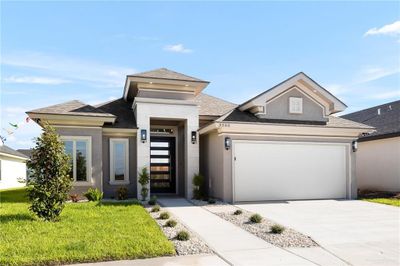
[
  {"left": 191, "top": 131, "right": 197, "bottom": 144},
  {"left": 225, "top": 137, "right": 231, "bottom": 150},
  {"left": 141, "top": 129, "right": 147, "bottom": 143},
  {"left": 352, "top": 140, "right": 358, "bottom": 152}
]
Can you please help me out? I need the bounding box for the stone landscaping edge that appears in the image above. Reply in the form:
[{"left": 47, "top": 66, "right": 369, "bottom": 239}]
[
  {"left": 146, "top": 204, "right": 213, "bottom": 256},
  {"left": 191, "top": 199, "right": 318, "bottom": 248}
]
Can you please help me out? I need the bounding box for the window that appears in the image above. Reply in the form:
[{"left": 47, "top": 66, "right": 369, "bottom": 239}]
[
  {"left": 110, "top": 138, "right": 129, "bottom": 184},
  {"left": 62, "top": 137, "right": 91, "bottom": 183},
  {"left": 289, "top": 97, "right": 303, "bottom": 114}
]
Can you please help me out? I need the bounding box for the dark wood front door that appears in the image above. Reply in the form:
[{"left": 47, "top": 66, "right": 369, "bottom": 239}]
[{"left": 150, "top": 137, "right": 176, "bottom": 193}]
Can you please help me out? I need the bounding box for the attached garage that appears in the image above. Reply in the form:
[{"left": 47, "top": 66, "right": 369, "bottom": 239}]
[{"left": 233, "top": 140, "right": 349, "bottom": 202}]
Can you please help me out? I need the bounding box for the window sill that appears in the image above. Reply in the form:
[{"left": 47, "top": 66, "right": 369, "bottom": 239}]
[
  {"left": 109, "top": 180, "right": 130, "bottom": 185},
  {"left": 73, "top": 181, "right": 93, "bottom": 186}
]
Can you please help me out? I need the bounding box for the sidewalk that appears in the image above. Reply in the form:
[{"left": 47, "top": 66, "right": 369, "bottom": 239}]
[
  {"left": 70, "top": 254, "right": 228, "bottom": 266},
  {"left": 158, "top": 198, "right": 318, "bottom": 266}
]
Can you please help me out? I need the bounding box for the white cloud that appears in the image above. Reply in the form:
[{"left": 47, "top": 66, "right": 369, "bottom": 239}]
[
  {"left": 368, "top": 90, "right": 400, "bottom": 100},
  {"left": 3, "top": 76, "right": 70, "bottom": 85},
  {"left": 1, "top": 51, "right": 137, "bottom": 88},
  {"left": 364, "top": 21, "right": 400, "bottom": 37},
  {"left": 354, "top": 66, "right": 400, "bottom": 84},
  {"left": 163, "top": 44, "right": 193, "bottom": 53}
]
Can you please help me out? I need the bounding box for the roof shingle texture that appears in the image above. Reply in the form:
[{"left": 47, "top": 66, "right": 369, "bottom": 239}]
[
  {"left": 129, "top": 68, "right": 207, "bottom": 83},
  {"left": 341, "top": 100, "right": 400, "bottom": 139},
  {"left": 27, "top": 100, "right": 115, "bottom": 118},
  {"left": 195, "top": 93, "right": 237, "bottom": 116},
  {"left": 0, "top": 145, "right": 29, "bottom": 159},
  {"left": 223, "top": 109, "right": 373, "bottom": 129},
  {"left": 27, "top": 93, "right": 235, "bottom": 129}
]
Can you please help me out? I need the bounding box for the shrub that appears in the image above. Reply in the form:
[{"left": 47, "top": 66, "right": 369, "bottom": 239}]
[
  {"left": 151, "top": 205, "right": 160, "bottom": 212},
  {"left": 148, "top": 195, "right": 157, "bottom": 205},
  {"left": 116, "top": 187, "right": 128, "bottom": 200},
  {"left": 165, "top": 219, "right": 177, "bottom": 227},
  {"left": 27, "top": 124, "right": 73, "bottom": 221},
  {"left": 270, "top": 224, "right": 285, "bottom": 234},
  {"left": 69, "top": 194, "right": 79, "bottom": 203},
  {"left": 249, "top": 214, "right": 262, "bottom": 223},
  {"left": 84, "top": 188, "right": 103, "bottom": 201},
  {"left": 233, "top": 209, "right": 242, "bottom": 215},
  {"left": 208, "top": 198, "right": 216, "bottom": 204},
  {"left": 159, "top": 212, "right": 170, "bottom": 220},
  {"left": 138, "top": 167, "right": 150, "bottom": 201},
  {"left": 176, "top": 230, "right": 190, "bottom": 241},
  {"left": 192, "top": 173, "right": 205, "bottom": 200}
]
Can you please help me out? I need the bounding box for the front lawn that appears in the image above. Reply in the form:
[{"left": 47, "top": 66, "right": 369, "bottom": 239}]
[
  {"left": 362, "top": 198, "right": 400, "bottom": 207},
  {"left": 0, "top": 188, "right": 175, "bottom": 266}
]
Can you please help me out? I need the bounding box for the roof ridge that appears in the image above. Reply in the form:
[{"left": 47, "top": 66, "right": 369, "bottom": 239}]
[
  {"left": 342, "top": 100, "right": 400, "bottom": 117},
  {"left": 200, "top": 93, "right": 238, "bottom": 106}
]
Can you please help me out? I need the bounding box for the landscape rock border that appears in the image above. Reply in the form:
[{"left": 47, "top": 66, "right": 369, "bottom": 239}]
[
  {"left": 146, "top": 205, "right": 213, "bottom": 256},
  {"left": 193, "top": 199, "right": 318, "bottom": 248}
]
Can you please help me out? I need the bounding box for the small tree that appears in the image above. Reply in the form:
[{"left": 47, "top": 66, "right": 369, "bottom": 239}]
[
  {"left": 27, "top": 124, "right": 72, "bottom": 221},
  {"left": 192, "top": 173, "right": 205, "bottom": 200},
  {"left": 138, "top": 167, "right": 150, "bottom": 201}
]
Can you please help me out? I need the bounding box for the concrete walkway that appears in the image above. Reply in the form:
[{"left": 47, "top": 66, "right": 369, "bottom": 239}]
[
  {"left": 158, "top": 198, "right": 330, "bottom": 266},
  {"left": 70, "top": 254, "right": 228, "bottom": 266}
]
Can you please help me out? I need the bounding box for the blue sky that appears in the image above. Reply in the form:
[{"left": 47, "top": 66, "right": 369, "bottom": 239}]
[{"left": 1, "top": 1, "right": 399, "bottom": 149}]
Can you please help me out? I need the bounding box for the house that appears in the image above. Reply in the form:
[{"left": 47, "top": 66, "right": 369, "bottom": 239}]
[
  {"left": 0, "top": 144, "right": 28, "bottom": 189},
  {"left": 342, "top": 100, "right": 400, "bottom": 192},
  {"left": 26, "top": 68, "right": 373, "bottom": 202}
]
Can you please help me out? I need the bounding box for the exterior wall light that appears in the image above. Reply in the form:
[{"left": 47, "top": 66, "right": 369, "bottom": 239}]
[
  {"left": 141, "top": 129, "right": 147, "bottom": 143},
  {"left": 225, "top": 137, "right": 231, "bottom": 150},
  {"left": 191, "top": 131, "right": 197, "bottom": 144},
  {"left": 352, "top": 140, "right": 358, "bottom": 152}
]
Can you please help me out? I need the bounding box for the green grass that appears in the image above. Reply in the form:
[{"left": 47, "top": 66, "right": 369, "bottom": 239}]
[
  {"left": 362, "top": 198, "right": 400, "bottom": 207},
  {"left": 0, "top": 188, "right": 175, "bottom": 266}
]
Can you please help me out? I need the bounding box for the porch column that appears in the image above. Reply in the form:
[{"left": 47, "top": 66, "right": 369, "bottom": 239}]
[
  {"left": 135, "top": 107, "right": 150, "bottom": 201},
  {"left": 185, "top": 115, "right": 199, "bottom": 199}
]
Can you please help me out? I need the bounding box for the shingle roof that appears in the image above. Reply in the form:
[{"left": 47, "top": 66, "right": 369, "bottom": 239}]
[
  {"left": 341, "top": 100, "right": 400, "bottom": 140},
  {"left": 222, "top": 108, "right": 374, "bottom": 129},
  {"left": 27, "top": 100, "right": 116, "bottom": 118},
  {"left": 95, "top": 98, "right": 137, "bottom": 129},
  {"left": 16, "top": 149, "right": 32, "bottom": 158},
  {"left": 128, "top": 68, "right": 208, "bottom": 83},
  {"left": 0, "top": 145, "right": 29, "bottom": 159},
  {"left": 195, "top": 93, "right": 237, "bottom": 117}
]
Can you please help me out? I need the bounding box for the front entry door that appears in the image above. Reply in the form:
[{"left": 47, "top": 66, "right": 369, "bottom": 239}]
[{"left": 150, "top": 137, "right": 176, "bottom": 193}]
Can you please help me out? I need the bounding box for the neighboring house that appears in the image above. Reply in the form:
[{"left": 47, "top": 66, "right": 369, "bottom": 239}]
[
  {"left": 342, "top": 100, "right": 400, "bottom": 192},
  {"left": 0, "top": 145, "right": 28, "bottom": 189},
  {"left": 26, "top": 68, "right": 373, "bottom": 202}
]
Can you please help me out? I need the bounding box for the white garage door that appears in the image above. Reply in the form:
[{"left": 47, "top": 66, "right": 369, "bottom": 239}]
[{"left": 233, "top": 141, "right": 348, "bottom": 202}]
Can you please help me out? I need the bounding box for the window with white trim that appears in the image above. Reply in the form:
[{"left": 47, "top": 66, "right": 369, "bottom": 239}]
[
  {"left": 62, "top": 137, "right": 91, "bottom": 182},
  {"left": 289, "top": 97, "right": 303, "bottom": 114},
  {"left": 110, "top": 138, "right": 129, "bottom": 184}
]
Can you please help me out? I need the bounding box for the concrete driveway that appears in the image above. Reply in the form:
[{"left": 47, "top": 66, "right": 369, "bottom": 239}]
[{"left": 236, "top": 200, "right": 400, "bottom": 266}]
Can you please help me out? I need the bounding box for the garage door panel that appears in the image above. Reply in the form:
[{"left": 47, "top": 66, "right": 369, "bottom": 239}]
[{"left": 234, "top": 141, "right": 347, "bottom": 202}]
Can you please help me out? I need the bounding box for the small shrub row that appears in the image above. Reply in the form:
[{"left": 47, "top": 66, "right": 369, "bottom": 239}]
[
  {"left": 176, "top": 230, "right": 190, "bottom": 241},
  {"left": 84, "top": 188, "right": 103, "bottom": 202},
  {"left": 249, "top": 214, "right": 262, "bottom": 223},
  {"left": 151, "top": 205, "right": 160, "bottom": 212},
  {"left": 159, "top": 212, "right": 170, "bottom": 220},
  {"left": 233, "top": 209, "right": 242, "bottom": 215},
  {"left": 165, "top": 219, "right": 177, "bottom": 227},
  {"left": 270, "top": 224, "right": 285, "bottom": 234}
]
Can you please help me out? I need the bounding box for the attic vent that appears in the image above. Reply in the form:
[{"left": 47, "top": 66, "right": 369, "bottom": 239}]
[
  {"left": 388, "top": 105, "right": 392, "bottom": 111},
  {"left": 377, "top": 108, "right": 381, "bottom": 115}
]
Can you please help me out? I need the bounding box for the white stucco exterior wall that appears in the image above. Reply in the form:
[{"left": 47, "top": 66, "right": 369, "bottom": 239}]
[
  {"left": 356, "top": 137, "right": 400, "bottom": 192},
  {"left": 134, "top": 98, "right": 199, "bottom": 200},
  {"left": 0, "top": 157, "right": 27, "bottom": 190}
]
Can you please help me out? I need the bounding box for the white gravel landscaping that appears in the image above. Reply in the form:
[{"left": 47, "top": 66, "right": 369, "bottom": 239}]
[
  {"left": 146, "top": 205, "right": 213, "bottom": 256},
  {"left": 192, "top": 199, "right": 318, "bottom": 248}
]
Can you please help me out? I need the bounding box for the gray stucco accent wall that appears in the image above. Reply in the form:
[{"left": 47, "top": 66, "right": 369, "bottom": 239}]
[
  {"left": 55, "top": 127, "right": 103, "bottom": 195},
  {"left": 102, "top": 135, "right": 137, "bottom": 198},
  {"left": 262, "top": 87, "right": 327, "bottom": 122}
]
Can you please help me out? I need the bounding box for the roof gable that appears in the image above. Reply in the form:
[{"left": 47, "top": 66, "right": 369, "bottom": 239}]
[
  {"left": 128, "top": 68, "right": 207, "bottom": 83},
  {"left": 239, "top": 72, "right": 347, "bottom": 116}
]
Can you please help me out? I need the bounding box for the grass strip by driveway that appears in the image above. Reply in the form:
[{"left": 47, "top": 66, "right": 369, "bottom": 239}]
[
  {"left": 0, "top": 188, "right": 175, "bottom": 266},
  {"left": 362, "top": 198, "right": 400, "bottom": 207}
]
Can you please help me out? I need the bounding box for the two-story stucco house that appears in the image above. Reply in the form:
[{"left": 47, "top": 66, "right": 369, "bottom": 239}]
[{"left": 27, "top": 68, "right": 373, "bottom": 202}]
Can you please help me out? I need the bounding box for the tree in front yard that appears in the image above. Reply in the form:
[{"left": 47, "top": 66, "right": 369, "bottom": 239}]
[{"left": 27, "top": 124, "right": 72, "bottom": 221}]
